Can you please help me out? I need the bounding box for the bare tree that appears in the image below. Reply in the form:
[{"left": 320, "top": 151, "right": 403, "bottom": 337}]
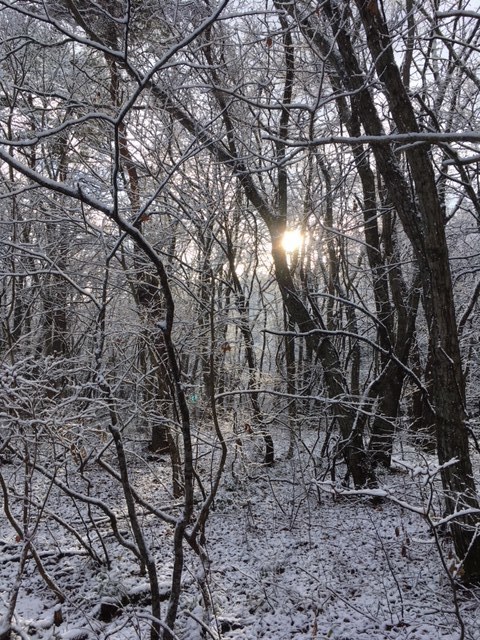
[{"left": 280, "top": 0, "right": 480, "bottom": 580}]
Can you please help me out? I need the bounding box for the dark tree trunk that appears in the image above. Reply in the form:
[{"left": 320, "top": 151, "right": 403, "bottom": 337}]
[
  {"left": 270, "top": 224, "right": 374, "bottom": 487},
  {"left": 285, "top": 310, "right": 297, "bottom": 459},
  {"left": 368, "top": 363, "right": 405, "bottom": 467},
  {"left": 278, "top": 0, "right": 415, "bottom": 470},
  {"left": 344, "top": 0, "right": 480, "bottom": 581},
  {"left": 410, "top": 341, "right": 436, "bottom": 453}
]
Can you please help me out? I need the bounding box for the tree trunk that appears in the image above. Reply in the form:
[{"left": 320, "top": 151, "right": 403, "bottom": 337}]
[
  {"left": 409, "top": 340, "right": 436, "bottom": 453},
  {"left": 223, "top": 223, "right": 275, "bottom": 465},
  {"left": 349, "top": 0, "right": 480, "bottom": 580},
  {"left": 279, "top": 0, "right": 413, "bottom": 470},
  {"left": 270, "top": 224, "right": 374, "bottom": 487}
]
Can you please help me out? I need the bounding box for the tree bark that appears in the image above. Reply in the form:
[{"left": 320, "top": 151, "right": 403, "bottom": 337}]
[{"left": 324, "top": 0, "right": 480, "bottom": 580}]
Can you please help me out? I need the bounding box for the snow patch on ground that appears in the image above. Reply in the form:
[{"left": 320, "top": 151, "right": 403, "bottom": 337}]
[{"left": 1, "top": 428, "right": 479, "bottom": 639}]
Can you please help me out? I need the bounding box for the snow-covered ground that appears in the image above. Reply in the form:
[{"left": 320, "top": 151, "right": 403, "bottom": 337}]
[{"left": 1, "top": 424, "right": 479, "bottom": 640}]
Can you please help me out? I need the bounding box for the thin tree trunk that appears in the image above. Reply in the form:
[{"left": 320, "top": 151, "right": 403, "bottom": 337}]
[{"left": 223, "top": 224, "right": 274, "bottom": 465}]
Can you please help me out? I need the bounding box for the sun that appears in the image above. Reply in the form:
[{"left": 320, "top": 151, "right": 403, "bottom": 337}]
[{"left": 282, "top": 229, "right": 303, "bottom": 253}]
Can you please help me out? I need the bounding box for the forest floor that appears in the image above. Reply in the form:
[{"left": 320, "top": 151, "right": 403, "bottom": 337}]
[{"left": 1, "top": 421, "right": 480, "bottom": 640}]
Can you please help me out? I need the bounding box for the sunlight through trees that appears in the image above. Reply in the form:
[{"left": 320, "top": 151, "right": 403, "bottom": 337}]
[{"left": 1, "top": 1, "right": 480, "bottom": 638}]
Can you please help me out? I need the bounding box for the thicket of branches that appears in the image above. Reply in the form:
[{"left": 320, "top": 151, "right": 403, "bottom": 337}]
[{"left": 1, "top": 0, "right": 480, "bottom": 638}]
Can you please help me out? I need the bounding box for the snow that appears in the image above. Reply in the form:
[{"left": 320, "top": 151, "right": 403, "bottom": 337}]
[
  {"left": 1, "top": 423, "right": 480, "bottom": 639},
  {"left": 58, "top": 630, "right": 90, "bottom": 640}
]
